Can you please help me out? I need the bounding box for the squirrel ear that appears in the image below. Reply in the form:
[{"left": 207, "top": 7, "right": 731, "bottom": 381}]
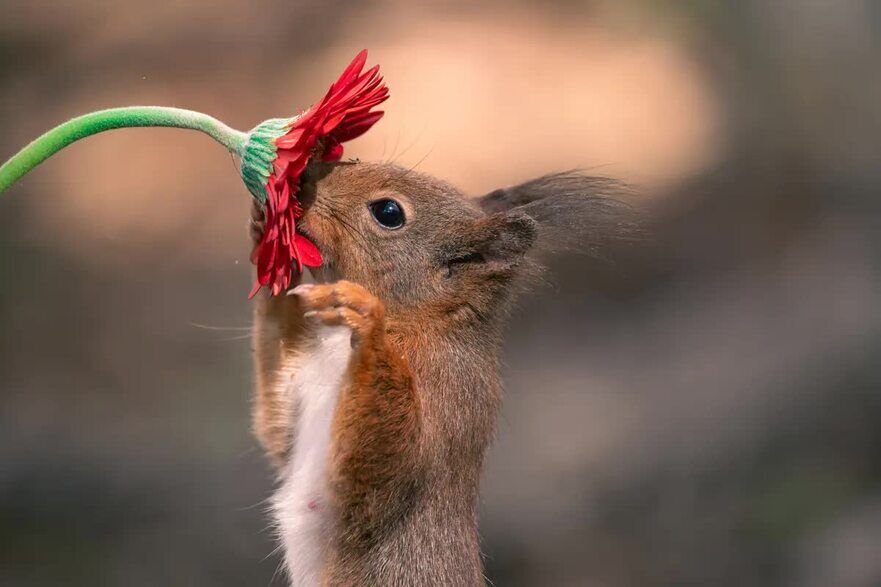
[
  {"left": 442, "top": 211, "right": 537, "bottom": 278},
  {"left": 477, "top": 172, "right": 620, "bottom": 213},
  {"left": 476, "top": 172, "right": 646, "bottom": 257}
]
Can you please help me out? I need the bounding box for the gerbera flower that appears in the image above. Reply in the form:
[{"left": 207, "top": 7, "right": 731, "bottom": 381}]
[
  {"left": 0, "top": 50, "right": 388, "bottom": 298},
  {"left": 241, "top": 50, "right": 389, "bottom": 297}
]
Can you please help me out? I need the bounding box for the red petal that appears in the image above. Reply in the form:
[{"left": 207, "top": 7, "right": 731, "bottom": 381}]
[
  {"left": 331, "top": 50, "right": 368, "bottom": 93},
  {"left": 293, "top": 233, "right": 323, "bottom": 267},
  {"left": 334, "top": 111, "right": 384, "bottom": 143}
]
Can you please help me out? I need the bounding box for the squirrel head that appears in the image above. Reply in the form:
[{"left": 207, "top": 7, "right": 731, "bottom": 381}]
[{"left": 295, "top": 161, "right": 644, "bottom": 326}]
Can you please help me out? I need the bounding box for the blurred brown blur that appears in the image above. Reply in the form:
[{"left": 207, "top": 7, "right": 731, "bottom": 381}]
[{"left": 1, "top": 1, "right": 879, "bottom": 585}]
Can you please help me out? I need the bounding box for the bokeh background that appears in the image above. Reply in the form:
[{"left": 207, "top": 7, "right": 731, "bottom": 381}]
[{"left": 1, "top": 0, "right": 879, "bottom": 585}]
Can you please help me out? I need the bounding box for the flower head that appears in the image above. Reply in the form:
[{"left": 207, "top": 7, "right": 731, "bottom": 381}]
[{"left": 242, "top": 50, "right": 389, "bottom": 297}]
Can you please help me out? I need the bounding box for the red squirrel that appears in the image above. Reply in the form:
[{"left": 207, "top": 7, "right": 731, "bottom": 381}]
[{"left": 249, "top": 160, "right": 642, "bottom": 585}]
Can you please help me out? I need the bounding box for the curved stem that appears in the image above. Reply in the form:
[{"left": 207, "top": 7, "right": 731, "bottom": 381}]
[{"left": 0, "top": 106, "right": 248, "bottom": 192}]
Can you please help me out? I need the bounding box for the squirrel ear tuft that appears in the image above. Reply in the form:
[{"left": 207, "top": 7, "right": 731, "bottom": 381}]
[
  {"left": 476, "top": 172, "right": 647, "bottom": 258},
  {"left": 442, "top": 211, "right": 537, "bottom": 278}
]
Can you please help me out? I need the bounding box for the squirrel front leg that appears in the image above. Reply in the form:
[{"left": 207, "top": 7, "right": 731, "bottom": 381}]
[
  {"left": 252, "top": 292, "right": 308, "bottom": 467},
  {"left": 250, "top": 202, "right": 308, "bottom": 468},
  {"left": 295, "top": 281, "right": 423, "bottom": 548}
]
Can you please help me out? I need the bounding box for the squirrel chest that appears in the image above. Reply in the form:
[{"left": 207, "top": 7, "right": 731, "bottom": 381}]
[{"left": 272, "top": 324, "right": 353, "bottom": 585}]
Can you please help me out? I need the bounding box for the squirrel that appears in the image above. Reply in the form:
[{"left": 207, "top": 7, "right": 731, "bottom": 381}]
[{"left": 249, "top": 160, "right": 642, "bottom": 585}]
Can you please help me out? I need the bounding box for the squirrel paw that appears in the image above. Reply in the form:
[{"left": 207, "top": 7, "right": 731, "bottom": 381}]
[{"left": 292, "top": 281, "right": 384, "bottom": 341}]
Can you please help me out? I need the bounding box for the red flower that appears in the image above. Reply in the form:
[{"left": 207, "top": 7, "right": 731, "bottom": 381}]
[{"left": 249, "top": 50, "right": 389, "bottom": 297}]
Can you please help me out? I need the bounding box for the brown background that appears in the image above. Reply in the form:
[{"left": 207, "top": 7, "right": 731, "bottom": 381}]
[{"left": 1, "top": 1, "right": 880, "bottom": 585}]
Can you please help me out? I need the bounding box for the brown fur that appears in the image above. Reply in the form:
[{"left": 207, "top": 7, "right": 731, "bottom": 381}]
[{"left": 250, "top": 162, "right": 643, "bottom": 584}]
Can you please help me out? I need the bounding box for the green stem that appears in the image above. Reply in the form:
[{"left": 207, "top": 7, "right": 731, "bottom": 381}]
[{"left": 0, "top": 106, "right": 248, "bottom": 192}]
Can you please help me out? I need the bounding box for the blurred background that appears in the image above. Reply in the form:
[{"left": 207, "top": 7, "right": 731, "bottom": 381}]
[{"left": 1, "top": 0, "right": 879, "bottom": 585}]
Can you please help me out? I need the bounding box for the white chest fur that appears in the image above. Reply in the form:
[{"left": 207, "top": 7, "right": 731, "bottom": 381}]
[{"left": 272, "top": 324, "right": 353, "bottom": 585}]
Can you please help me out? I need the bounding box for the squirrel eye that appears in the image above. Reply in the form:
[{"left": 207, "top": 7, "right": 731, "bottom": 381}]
[{"left": 369, "top": 198, "right": 405, "bottom": 229}]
